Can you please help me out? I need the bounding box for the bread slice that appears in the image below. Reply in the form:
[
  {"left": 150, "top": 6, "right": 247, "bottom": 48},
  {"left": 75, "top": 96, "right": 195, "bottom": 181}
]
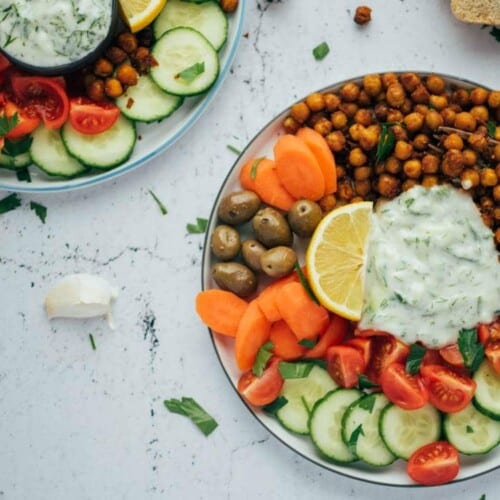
[{"left": 451, "top": 0, "right": 500, "bottom": 25}]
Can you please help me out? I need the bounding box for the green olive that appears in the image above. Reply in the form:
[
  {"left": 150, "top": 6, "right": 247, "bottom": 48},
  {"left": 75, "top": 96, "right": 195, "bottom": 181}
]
[
  {"left": 252, "top": 207, "right": 293, "bottom": 248},
  {"left": 241, "top": 239, "right": 266, "bottom": 272},
  {"left": 217, "top": 190, "right": 261, "bottom": 225},
  {"left": 287, "top": 199, "right": 323, "bottom": 237},
  {"left": 260, "top": 246, "right": 298, "bottom": 278},
  {"left": 210, "top": 225, "right": 241, "bottom": 260},
  {"left": 211, "top": 262, "right": 257, "bottom": 297}
]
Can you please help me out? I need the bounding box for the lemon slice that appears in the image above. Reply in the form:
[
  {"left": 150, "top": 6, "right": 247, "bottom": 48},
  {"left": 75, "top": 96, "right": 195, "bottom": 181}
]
[
  {"left": 306, "top": 201, "right": 373, "bottom": 320},
  {"left": 118, "top": 0, "right": 167, "bottom": 33}
]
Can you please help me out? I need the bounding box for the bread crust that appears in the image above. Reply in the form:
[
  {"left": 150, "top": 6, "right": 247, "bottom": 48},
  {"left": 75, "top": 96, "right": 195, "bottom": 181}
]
[{"left": 451, "top": 0, "right": 500, "bottom": 24}]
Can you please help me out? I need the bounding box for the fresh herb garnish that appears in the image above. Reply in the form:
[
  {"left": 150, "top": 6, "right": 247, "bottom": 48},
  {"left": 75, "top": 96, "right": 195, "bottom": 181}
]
[
  {"left": 3, "top": 136, "right": 32, "bottom": 156},
  {"left": 458, "top": 327, "right": 484, "bottom": 372},
  {"left": 301, "top": 395, "right": 311, "bottom": 414},
  {"left": 0, "top": 112, "right": 19, "bottom": 137},
  {"left": 299, "top": 338, "right": 317, "bottom": 349},
  {"left": 294, "top": 262, "right": 319, "bottom": 304},
  {"left": 406, "top": 343, "right": 426, "bottom": 375},
  {"left": 252, "top": 341, "right": 274, "bottom": 377},
  {"left": 358, "top": 394, "right": 376, "bottom": 413},
  {"left": 16, "top": 168, "right": 31, "bottom": 183},
  {"left": 30, "top": 201, "right": 47, "bottom": 223},
  {"left": 279, "top": 361, "right": 314, "bottom": 379},
  {"left": 487, "top": 120, "right": 496, "bottom": 138},
  {"left": 89, "top": 333, "right": 97, "bottom": 351},
  {"left": 186, "top": 217, "right": 208, "bottom": 234},
  {"left": 262, "top": 396, "right": 288, "bottom": 415},
  {"left": 175, "top": 62, "right": 205, "bottom": 83},
  {"left": 347, "top": 424, "right": 364, "bottom": 454},
  {"left": 149, "top": 189, "right": 168, "bottom": 215},
  {"left": 312, "top": 41, "right": 330, "bottom": 61},
  {"left": 0, "top": 193, "right": 21, "bottom": 214},
  {"left": 164, "top": 397, "right": 218, "bottom": 436},
  {"left": 488, "top": 26, "right": 500, "bottom": 42},
  {"left": 375, "top": 123, "right": 396, "bottom": 163},
  {"left": 227, "top": 144, "right": 241, "bottom": 155},
  {"left": 358, "top": 374, "right": 379, "bottom": 390},
  {"left": 479, "top": 494, "right": 486, "bottom": 500},
  {"left": 466, "top": 425, "right": 474, "bottom": 434},
  {"left": 250, "top": 157, "right": 264, "bottom": 179}
]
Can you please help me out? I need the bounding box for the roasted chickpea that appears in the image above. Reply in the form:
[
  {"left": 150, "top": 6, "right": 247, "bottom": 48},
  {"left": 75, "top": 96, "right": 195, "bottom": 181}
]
[
  {"left": 401, "top": 98, "right": 413, "bottom": 115},
  {"left": 314, "top": 117, "right": 333, "bottom": 136},
  {"left": 495, "top": 228, "right": 500, "bottom": 246},
  {"left": 336, "top": 165, "right": 347, "bottom": 179},
  {"left": 494, "top": 145, "right": 500, "bottom": 162},
  {"left": 468, "top": 133, "right": 489, "bottom": 153},
  {"left": 337, "top": 179, "right": 355, "bottom": 200},
  {"left": 359, "top": 127, "right": 379, "bottom": 150},
  {"left": 452, "top": 88, "right": 470, "bottom": 107},
  {"left": 481, "top": 212, "right": 493, "bottom": 228},
  {"left": 493, "top": 207, "right": 500, "bottom": 221},
  {"left": 340, "top": 82, "right": 360, "bottom": 102},
  {"left": 131, "top": 46, "right": 156, "bottom": 74},
  {"left": 440, "top": 107, "right": 457, "bottom": 127},
  {"left": 354, "top": 108, "right": 373, "bottom": 126},
  {"left": 493, "top": 184, "right": 500, "bottom": 202},
  {"left": 117, "top": 31, "right": 138, "bottom": 54},
  {"left": 354, "top": 5, "right": 372, "bottom": 24},
  {"left": 86, "top": 78, "right": 105, "bottom": 101},
  {"left": 422, "top": 175, "right": 439, "bottom": 188},
  {"left": 104, "top": 77, "right": 124, "bottom": 98},
  {"left": 480, "top": 196, "right": 495, "bottom": 211},
  {"left": 426, "top": 75, "right": 446, "bottom": 94},
  {"left": 480, "top": 168, "right": 498, "bottom": 187},
  {"left": 357, "top": 90, "right": 371, "bottom": 107},
  {"left": 454, "top": 112, "right": 477, "bottom": 132},
  {"left": 429, "top": 94, "right": 448, "bottom": 111},
  {"left": 349, "top": 147, "right": 368, "bottom": 167},
  {"left": 339, "top": 102, "right": 358, "bottom": 118},
  {"left": 319, "top": 194, "right": 337, "bottom": 212},
  {"left": 382, "top": 73, "right": 398, "bottom": 89},
  {"left": 283, "top": 116, "right": 300, "bottom": 134},
  {"left": 425, "top": 109, "right": 444, "bottom": 130},
  {"left": 387, "top": 109, "right": 404, "bottom": 123},
  {"left": 105, "top": 46, "right": 128, "bottom": 65},
  {"left": 349, "top": 123, "right": 364, "bottom": 142},
  {"left": 386, "top": 83, "right": 406, "bottom": 108},
  {"left": 470, "top": 105, "right": 489, "bottom": 122},
  {"left": 413, "top": 133, "right": 430, "bottom": 151},
  {"left": 324, "top": 93, "right": 341, "bottom": 112},
  {"left": 362, "top": 74, "right": 382, "bottom": 96},
  {"left": 325, "top": 131, "right": 346, "bottom": 152},
  {"left": 403, "top": 159, "right": 422, "bottom": 179},
  {"left": 441, "top": 149, "right": 465, "bottom": 177},
  {"left": 290, "top": 102, "right": 310, "bottom": 124},
  {"left": 460, "top": 168, "right": 480, "bottom": 190},
  {"left": 309, "top": 112, "right": 327, "bottom": 127},
  {"left": 470, "top": 87, "right": 489, "bottom": 105},
  {"left": 411, "top": 84, "right": 430, "bottom": 104},
  {"left": 376, "top": 173, "right": 400, "bottom": 198},
  {"left": 422, "top": 154, "right": 440, "bottom": 174},
  {"left": 401, "top": 72, "right": 421, "bottom": 93},
  {"left": 374, "top": 103, "right": 389, "bottom": 121},
  {"left": 462, "top": 149, "right": 478, "bottom": 166},
  {"left": 402, "top": 179, "right": 418, "bottom": 191},
  {"left": 496, "top": 163, "right": 500, "bottom": 178},
  {"left": 394, "top": 140, "right": 413, "bottom": 160},
  {"left": 354, "top": 166, "right": 372, "bottom": 181},
  {"left": 487, "top": 90, "right": 500, "bottom": 109},
  {"left": 403, "top": 112, "right": 424, "bottom": 133},
  {"left": 306, "top": 92, "right": 326, "bottom": 112},
  {"left": 355, "top": 179, "right": 372, "bottom": 197},
  {"left": 413, "top": 104, "right": 429, "bottom": 116},
  {"left": 331, "top": 110, "right": 348, "bottom": 129},
  {"left": 443, "top": 133, "right": 464, "bottom": 151},
  {"left": 391, "top": 125, "right": 408, "bottom": 141},
  {"left": 385, "top": 156, "right": 402, "bottom": 175},
  {"left": 116, "top": 63, "right": 139, "bottom": 86},
  {"left": 93, "top": 58, "right": 114, "bottom": 77},
  {"left": 374, "top": 162, "right": 385, "bottom": 175}
]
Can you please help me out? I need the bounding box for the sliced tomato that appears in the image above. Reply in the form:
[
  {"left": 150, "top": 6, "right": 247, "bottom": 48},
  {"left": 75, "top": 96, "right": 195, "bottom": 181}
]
[
  {"left": 2, "top": 101, "right": 40, "bottom": 139},
  {"left": 10, "top": 74, "right": 69, "bottom": 129},
  {"left": 354, "top": 327, "right": 390, "bottom": 337},
  {"left": 478, "top": 319, "right": 500, "bottom": 345},
  {"left": 303, "top": 314, "right": 349, "bottom": 359},
  {"left": 439, "top": 343, "right": 465, "bottom": 368},
  {"left": 326, "top": 345, "right": 365, "bottom": 388},
  {"left": 421, "top": 348, "right": 444, "bottom": 366},
  {"left": 345, "top": 337, "right": 371, "bottom": 367},
  {"left": 380, "top": 362, "right": 428, "bottom": 410},
  {"left": 485, "top": 340, "right": 500, "bottom": 375},
  {"left": 69, "top": 97, "right": 120, "bottom": 135},
  {"left": 407, "top": 441, "right": 459, "bottom": 485},
  {"left": 420, "top": 364, "right": 476, "bottom": 413},
  {"left": 237, "top": 357, "right": 284, "bottom": 406},
  {"left": 0, "top": 53, "right": 11, "bottom": 73},
  {"left": 366, "top": 335, "right": 410, "bottom": 384}
]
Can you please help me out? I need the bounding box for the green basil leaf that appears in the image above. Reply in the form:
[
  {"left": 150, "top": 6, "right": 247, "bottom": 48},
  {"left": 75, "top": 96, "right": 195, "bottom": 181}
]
[
  {"left": 279, "top": 361, "right": 314, "bottom": 379},
  {"left": 187, "top": 217, "right": 208, "bottom": 234},
  {"left": 262, "top": 396, "right": 288, "bottom": 415},
  {"left": 405, "top": 343, "right": 426, "bottom": 375},
  {"left": 312, "top": 41, "right": 330, "bottom": 61},
  {"left": 176, "top": 62, "right": 205, "bottom": 83},
  {"left": 347, "top": 424, "right": 364, "bottom": 455},
  {"left": 30, "top": 201, "right": 47, "bottom": 224},
  {"left": 0, "top": 193, "right": 21, "bottom": 214},
  {"left": 458, "top": 327, "right": 484, "bottom": 372},
  {"left": 252, "top": 341, "right": 274, "bottom": 377},
  {"left": 164, "top": 397, "right": 218, "bottom": 436}
]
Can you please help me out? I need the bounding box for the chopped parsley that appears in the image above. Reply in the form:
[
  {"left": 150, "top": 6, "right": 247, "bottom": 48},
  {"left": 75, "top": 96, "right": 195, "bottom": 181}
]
[
  {"left": 30, "top": 201, "right": 47, "bottom": 223},
  {"left": 89, "top": 333, "right": 97, "bottom": 351},
  {"left": 0, "top": 193, "right": 21, "bottom": 214},
  {"left": 299, "top": 338, "right": 317, "bottom": 349},
  {"left": 278, "top": 361, "right": 314, "bottom": 379},
  {"left": 405, "top": 343, "right": 426, "bottom": 375},
  {"left": 375, "top": 123, "right": 396, "bottom": 163},
  {"left": 149, "top": 190, "right": 168, "bottom": 215},
  {"left": 0, "top": 112, "right": 19, "bottom": 137},
  {"left": 357, "top": 394, "right": 376, "bottom": 413},
  {"left": 358, "top": 374, "right": 379, "bottom": 390},
  {"left": 487, "top": 121, "right": 496, "bottom": 138},
  {"left": 252, "top": 341, "right": 274, "bottom": 377},
  {"left": 263, "top": 396, "right": 288, "bottom": 415},
  {"left": 175, "top": 62, "right": 205, "bottom": 83},
  {"left": 294, "top": 262, "right": 319, "bottom": 304},
  {"left": 186, "top": 217, "right": 208, "bottom": 234},
  {"left": 458, "top": 327, "right": 484, "bottom": 372},
  {"left": 226, "top": 144, "right": 241, "bottom": 155},
  {"left": 250, "top": 157, "right": 264, "bottom": 179},
  {"left": 347, "top": 424, "right": 364, "bottom": 454},
  {"left": 312, "top": 41, "right": 330, "bottom": 60},
  {"left": 164, "top": 397, "right": 218, "bottom": 436}
]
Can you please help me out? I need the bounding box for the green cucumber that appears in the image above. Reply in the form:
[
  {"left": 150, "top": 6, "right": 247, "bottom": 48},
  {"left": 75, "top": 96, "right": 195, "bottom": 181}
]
[
  {"left": 0, "top": 151, "right": 31, "bottom": 170},
  {"left": 473, "top": 360, "right": 500, "bottom": 420}
]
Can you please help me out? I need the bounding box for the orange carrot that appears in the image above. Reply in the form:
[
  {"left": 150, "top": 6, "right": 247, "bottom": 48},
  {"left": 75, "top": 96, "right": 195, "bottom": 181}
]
[
  {"left": 253, "top": 157, "right": 297, "bottom": 211},
  {"left": 274, "top": 134, "right": 325, "bottom": 201},
  {"left": 296, "top": 127, "right": 337, "bottom": 195},
  {"left": 276, "top": 281, "right": 329, "bottom": 340},
  {"left": 256, "top": 273, "right": 299, "bottom": 322},
  {"left": 235, "top": 299, "right": 272, "bottom": 371},
  {"left": 270, "top": 320, "right": 307, "bottom": 360},
  {"left": 304, "top": 314, "right": 350, "bottom": 358},
  {"left": 239, "top": 158, "right": 259, "bottom": 191},
  {"left": 195, "top": 289, "right": 248, "bottom": 337}
]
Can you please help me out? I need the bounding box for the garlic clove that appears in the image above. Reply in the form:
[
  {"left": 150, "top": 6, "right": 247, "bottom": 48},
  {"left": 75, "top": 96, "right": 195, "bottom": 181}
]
[{"left": 45, "top": 274, "right": 119, "bottom": 328}]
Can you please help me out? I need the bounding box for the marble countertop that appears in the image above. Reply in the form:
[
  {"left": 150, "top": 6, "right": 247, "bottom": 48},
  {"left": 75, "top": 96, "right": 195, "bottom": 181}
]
[{"left": 1, "top": 1, "right": 499, "bottom": 499}]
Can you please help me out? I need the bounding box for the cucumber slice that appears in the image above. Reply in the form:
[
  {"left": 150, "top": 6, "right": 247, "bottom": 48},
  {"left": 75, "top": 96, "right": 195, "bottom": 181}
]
[
  {"left": 153, "top": 0, "right": 228, "bottom": 51},
  {"left": 151, "top": 27, "right": 220, "bottom": 97},
  {"left": 115, "top": 74, "right": 184, "bottom": 123},
  {"left": 379, "top": 403, "right": 441, "bottom": 460},
  {"left": 341, "top": 393, "right": 396, "bottom": 467},
  {"left": 0, "top": 150, "right": 31, "bottom": 170},
  {"left": 30, "top": 127, "right": 87, "bottom": 178},
  {"left": 276, "top": 365, "right": 337, "bottom": 435},
  {"left": 444, "top": 402, "right": 500, "bottom": 455},
  {"left": 309, "top": 388, "right": 362, "bottom": 463},
  {"left": 61, "top": 115, "right": 136, "bottom": 170},
  {"left": 473, "top": 360, "right": 500, "bottom": 420}
]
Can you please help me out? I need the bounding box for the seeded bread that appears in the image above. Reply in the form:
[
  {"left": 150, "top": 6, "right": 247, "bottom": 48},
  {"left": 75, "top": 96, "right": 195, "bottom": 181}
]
[{"left": 451, "top": 0, "right": 500, "bottom": 24}]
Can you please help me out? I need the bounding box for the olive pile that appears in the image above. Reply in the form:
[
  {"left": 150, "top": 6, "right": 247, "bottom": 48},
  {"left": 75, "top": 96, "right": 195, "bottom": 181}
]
[
  {"left": 210, "top": 190, "right": 323, "bottom": 297},
  {"left": 282, "top": 73, "right": 500, "bottom": 249}
]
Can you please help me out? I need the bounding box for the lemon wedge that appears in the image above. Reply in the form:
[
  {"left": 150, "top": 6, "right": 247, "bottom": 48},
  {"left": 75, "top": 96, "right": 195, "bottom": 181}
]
[
  {"left": 306, "top": 201, "right": 373, "bottom": 320},
  {"left": 118, "top": 0, "right": 167, "bottom": 33}
]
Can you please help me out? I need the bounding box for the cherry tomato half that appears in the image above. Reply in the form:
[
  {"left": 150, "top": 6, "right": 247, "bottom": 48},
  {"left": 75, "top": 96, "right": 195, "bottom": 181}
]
[
  {"left": 478, "top": 319, "right": 500, "bottom": 345},
  {"left": 0, "top": 53, "right": 11, "bottom": 73},
  {"left": 439, "top": 343, "right": 465, "bottom": 368},
  {"left": 326, "top": 345, "right": 365, "bottom": 388},
  {"left": 420, "top": 364, "right": 476, "bottom": 413},
  {"left": 407, "top": 441, "right": 460, "bottom": 486},
  {"left": 366, "top": 335, "right": 410, "bottom": 384},
  {"left": 68, "top": 97, "right": 120, "bottom": 135},
  {"left": 2, "top": 101, "right": 41, "bottom": 139},
  {"left": 380, "top": 362, "right": 429, "bottom": 410},
  {"left": 345, "top": 337, "right": 371, "bottom": 367},
  {"left": 485, "top": 340, "right": 500, "bottom": 375},
  {"left": 10, "top": 74, "right": 69, "bottom": 129},
  {"left": 303, "top": 314, "right": 349, "bottom": 359},
  {"left": 237, "top": 357, "right": 284, "bottom": 406}
]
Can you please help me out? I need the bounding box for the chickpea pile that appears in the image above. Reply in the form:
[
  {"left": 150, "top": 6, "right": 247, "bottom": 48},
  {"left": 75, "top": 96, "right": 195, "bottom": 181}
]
[
  {"left": 84, "top": 29, "right": 157, "bottom": 101},
  {"left": 283, "top": 73, "right": 500, "bottom": 249}
]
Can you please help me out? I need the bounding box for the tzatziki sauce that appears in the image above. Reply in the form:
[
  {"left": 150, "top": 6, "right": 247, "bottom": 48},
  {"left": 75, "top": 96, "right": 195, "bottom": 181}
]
[
  {"left": 359, "top": 185, "right": 500, "bottom": 348},
  {"left": 0, "top": 0, "right": 113, "bottom": 68}
]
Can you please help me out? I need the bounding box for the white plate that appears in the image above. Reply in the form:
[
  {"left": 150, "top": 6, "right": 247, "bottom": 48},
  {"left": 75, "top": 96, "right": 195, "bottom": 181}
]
[
  {"left": 201, "top": 73, "right": 500, "bottom": 487},
  {"left": 0, "top": 1, "right": 246, "bottom": 193}
]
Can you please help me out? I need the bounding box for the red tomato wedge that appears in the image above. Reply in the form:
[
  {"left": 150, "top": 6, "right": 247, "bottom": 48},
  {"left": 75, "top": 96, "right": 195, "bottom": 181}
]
[
  {"left": 345, "top": 337, "right": 371, "bottom": 367},
  {"left": 0, "top": 53, "right": 11, "bottom": 73},
  {"left": 237, "top": 357, "right": 284, "bottom": 406},
  {"left": 2, "top": 101, "right": 40, "bottom": 139},
  {"left": 439, "top": 343, "right": 465, "bottom": 368},
  {"left": 10, "top": 75, "right": 69, "bottom": 129},
  {"left": 380, "top": 362, "right": 429, "bottom": 410},
  {"left": 326, "top": 345, "right": 365, "bottom": 388},
  {"left": 478, "top": 319, "right": 500, "bottom": 345},
  {"left": 303, "top": 314, "right": 349, "bottom": 359},
  {"left": 407, "top": 441, "right": 460, "bottom": 486},
  {"left": 69, "top": 97, "right": 120, "bottom": 135},
  {"left": 485, "top": 340, "right": 500, "bottom": 375},
  {"left": 366, "top": 335, "right": 410, "bottom": 384},
  {"left": 420, "top": 364, "right": 476, "bottom": 413}
]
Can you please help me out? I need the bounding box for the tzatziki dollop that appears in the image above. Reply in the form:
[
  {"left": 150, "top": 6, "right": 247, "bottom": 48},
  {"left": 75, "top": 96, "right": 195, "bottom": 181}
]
[
  {"left": 359, "top": 185, "right": 500, "bottom": 348},
  {"left": 0, "top": 0, "right": 113, "bottom": 68}
]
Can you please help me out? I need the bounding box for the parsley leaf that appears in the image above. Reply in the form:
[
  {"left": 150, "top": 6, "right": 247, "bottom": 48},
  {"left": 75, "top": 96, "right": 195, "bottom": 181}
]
[
  {"left": 375, "top": 123, "right": 395, "bottom": 163},
  {"left": 250, "top": 157, "right": 264, "bottom": 179},
  {"left": 299, "top": 338, "right": 317, "bottom": 349},
  {"left": 30, "top": 201, "right": 47, "bottom": 223},
  {"left": 263, "top": 396, "right": 288, "bottom": 415},
  {"left": 406, "top": 343, "right": 426, "bottom": 375},
  {"left": 164, "top": 397, "right": 218, "bottom": 436},
  {"left": 294, "top": 262, "right": 319, "bottom": 304},
  {"left": 0, "top": 193, "right": 21, "bottom": 214},
  {"left": 358, "top": 374, "right": 379, "bottom": 390},
  {"left": 278, "top": 361, "right": 314, "bottom": 379},
  {"left": 186, "top": 217, "right": 208, "bottom": 234},
  {"left": 466, "top": 425, "right": 474, "bottom": 434},
  {"left": 3, "top": 136, "right": 32, "bottom": 156},
  {"left": 149, "top": 189, "right": 168, "bottom": 215},
  {"left": 487, "top": 121, "right": 496, "bottom": 138},
  {"left": 175, "top": 62, "right": 205, "bottom": 83},
  {"left": 347, "top": 424, "right": 364, "bottom": 455},
  {"left": 458, "top": 327, "right": 484, "bottom": 372},
  {"left": 227, "top": 144, "right": 241, "bottom": 155},
  {"left": 0, "top": 112, "right": 19, "bottom": 137},
  {"left": 89, "top": 333, "right": 97, "bottom": 351},
  {"left": 357, "top": 394, "right": 376, "bottom": 413},
  {"left": 488, "top": 26, "right": 500, "bottom": 42},
  {"left": 252, "top": 341, "right": 274, "bottom": 377},
  {"left": 16, "top": 168, "right": 31, "bottom": 183},
  {"left": 312, "top": 42, "right": 330, "bottom": 61}
]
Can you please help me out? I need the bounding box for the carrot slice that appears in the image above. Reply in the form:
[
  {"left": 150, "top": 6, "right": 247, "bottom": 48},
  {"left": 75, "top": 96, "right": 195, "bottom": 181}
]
[
  {"left": 270, "top": 320, "right": 307, "bottom": 360},
  {"left": 256, "top": 273, "right": 299, "bottom": 322},
  {"left": 235, "top": 299, "right": 272, "bottom": 371},
  {"left": 276, "top": 281, "right": 329, "bottom": 340},
  {"left": 252, "top": 158, "right": 296, "bottom": 211},
  {"left": 304, "top": 314, "right": 350, "bottom": 358},
  {"left": 195, "top": 289, "right": 248, "bottom": 337},
  {"left": 296, "top": 127, "right": 337, "bottom": 194},
  {"left": 274, "top": 134, "right": 325, "bottom": 201},
  {"left": 239, "top": 158, "right": 259, "bottom": 191}
]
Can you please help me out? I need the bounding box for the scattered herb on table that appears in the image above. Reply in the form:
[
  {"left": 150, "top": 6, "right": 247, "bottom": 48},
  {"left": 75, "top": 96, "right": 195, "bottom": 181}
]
[
  {"left": 187, "top": 217, "right": 208, "bottom": 234},
  {"left": 149, "top": 189, "right": 168, "bottom": 215},
  {"left": 252, "top": 341, "right": 274, "bottom": 376},
  {"left": 488, "top": 26, "right": 500, "bottom": 42},
  {"left": 175, "top": 61, "right": 205, "bottom": 82},
  {"left": 164, "top": 397, "right": 218, "bottom": 436},
  {"left": 458, "top": 327, "right": 484, "bottom": 372},
  {"left": 406, "top": 343, "right": 426, "bottom": 375},
  {"left": 227, "top": 144, "right": 241, "bottom": 155},
  {"left": 30, "top": 201, "right": 47, "bottom": 223},
  {"left": 312, "top": 41, "right": 330, "bottom": 60},
  {"left": 16, "top": 168, "right": 31, "bottom": 183},
  {"left": 89, "top": 333, "right": 97, "bottom": 351},
  {"left": 0, "top": 193, "right": 21, "bottom": 214}
]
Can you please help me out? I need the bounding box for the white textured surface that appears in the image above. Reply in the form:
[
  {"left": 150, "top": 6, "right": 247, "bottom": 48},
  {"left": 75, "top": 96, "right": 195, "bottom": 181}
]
[{"left": 0, "top": 1, "right": 499, "bottom": 499}]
